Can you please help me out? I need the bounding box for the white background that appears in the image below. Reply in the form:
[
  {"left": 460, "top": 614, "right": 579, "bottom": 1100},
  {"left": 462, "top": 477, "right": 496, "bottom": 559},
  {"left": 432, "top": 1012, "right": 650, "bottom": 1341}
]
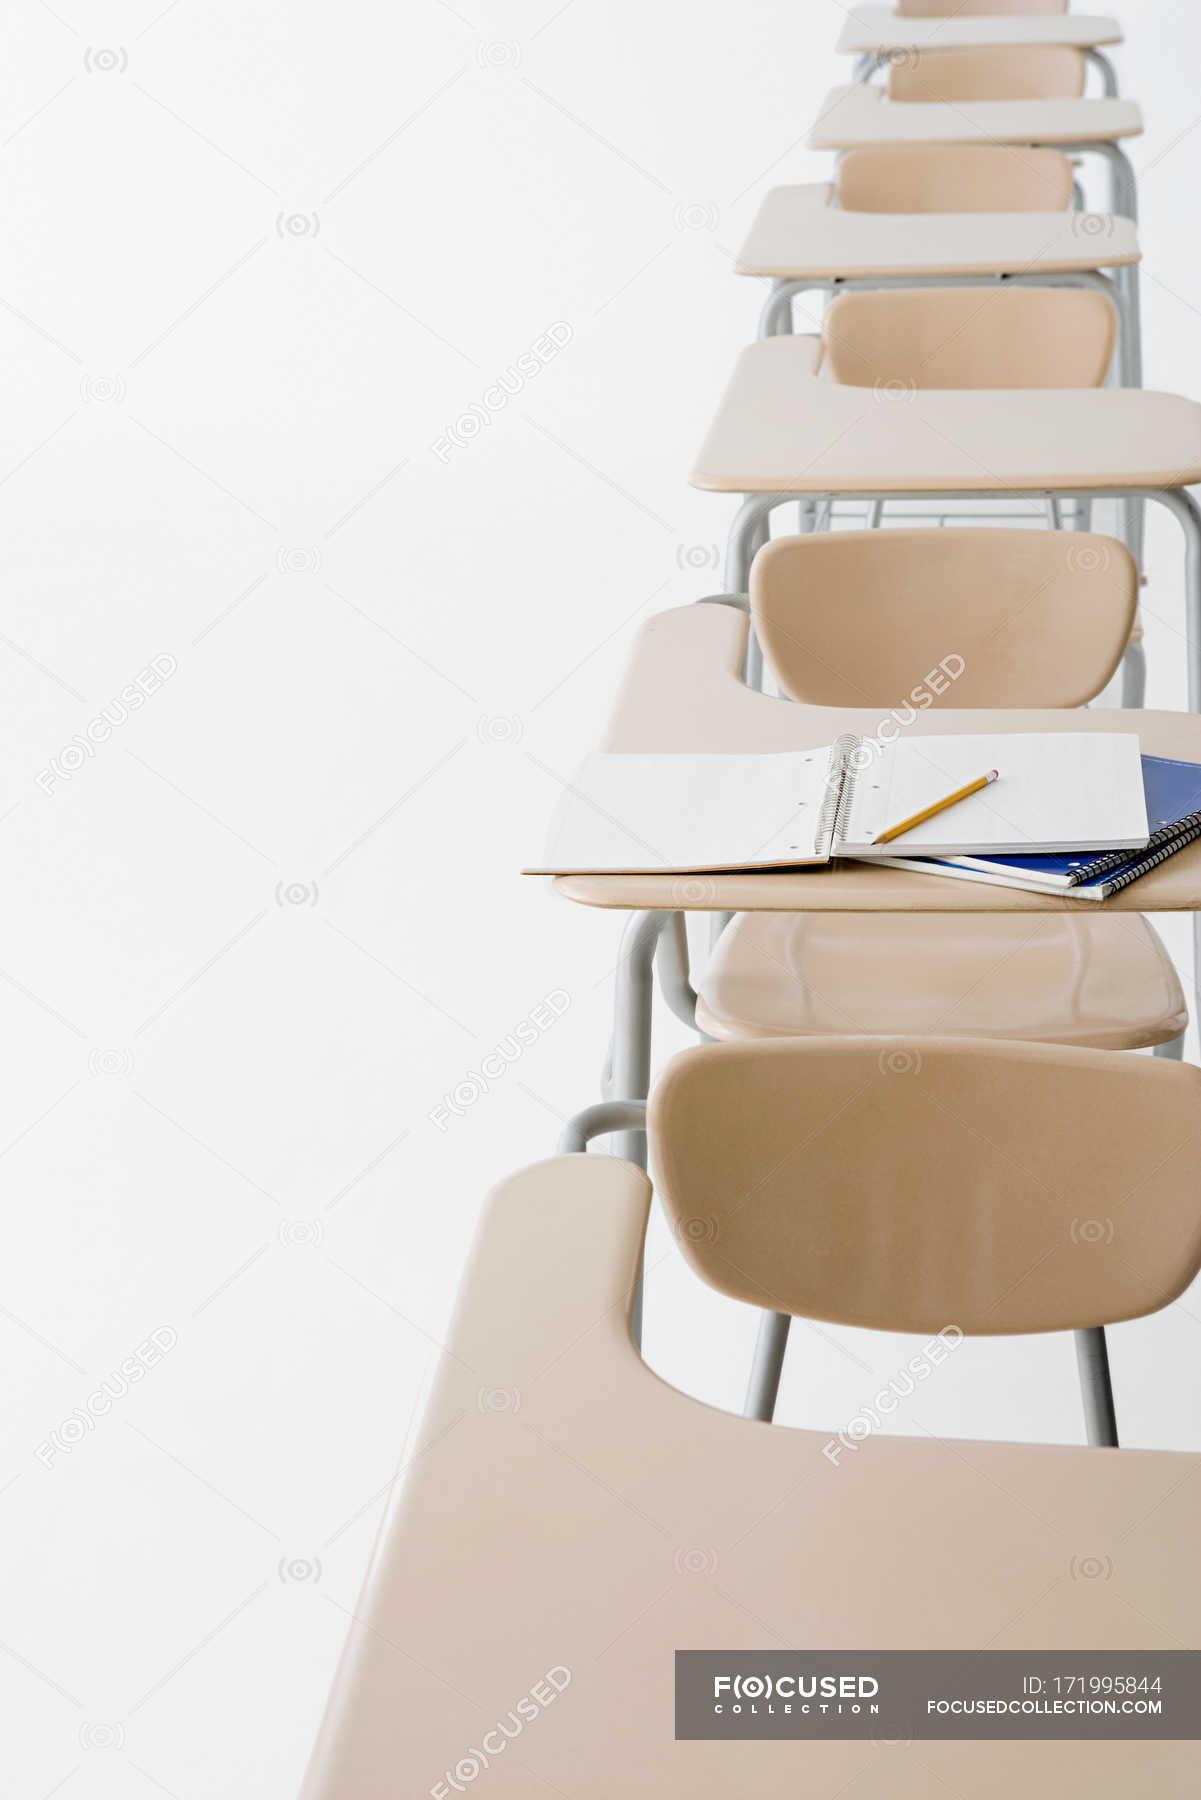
[{"left": 3, "top": 1, "right": 1201, "bottom": 1794}]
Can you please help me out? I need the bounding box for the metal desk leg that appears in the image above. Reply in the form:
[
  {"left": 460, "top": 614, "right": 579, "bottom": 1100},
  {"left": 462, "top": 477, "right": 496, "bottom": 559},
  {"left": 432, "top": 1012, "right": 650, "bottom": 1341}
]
[
  {"left": 1121, "top": 639, "right": 1146, "bottom": 709},
  {"left": 612, "top": 910, "right": 669, "bottom": 1345},
  {"left": 1075, "top": 1327, "right": 1119, "bottom": 1447},
  {"left": 726, "top": 493, "right": 784, "bottom": 593},
  {"left": 740, "top": 500, "right": 771, "bottom": 691},
  {"left": 727, "top": 493, "right": 783, "bottom": 691},
  {"left": 1086, "top": 139, "right": 1138, "bottom": 225},
  {"left": 1117, "top": 261, "right": 1146, "bottom": 570},
  {"left": 756, "top": 285, "right": 823, "bottom": 538},
  {"left": 612, "top": 912, "right": 668, "bottom": 1166},
  {"left": 1084, "top": 48, "right": 1120, "bottom": 99},
  {"left": 1091, "top": 141, "right": 1144, "bottom": 570},
  {"left": 759, "top": 278, "right": 802, "bottom": 339},
  {"left": 1150, "top": 486, "right": 1201, "bottom": 712},
  {"left": 745, "top": 1313, "right": 792, "bottom": 1422}
]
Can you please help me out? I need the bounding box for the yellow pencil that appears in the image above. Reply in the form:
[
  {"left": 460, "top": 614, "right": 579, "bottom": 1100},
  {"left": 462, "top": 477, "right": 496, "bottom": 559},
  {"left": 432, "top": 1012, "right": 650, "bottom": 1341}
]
[{"left": 872, "top": 768, "right": 999, "bottom": 846}]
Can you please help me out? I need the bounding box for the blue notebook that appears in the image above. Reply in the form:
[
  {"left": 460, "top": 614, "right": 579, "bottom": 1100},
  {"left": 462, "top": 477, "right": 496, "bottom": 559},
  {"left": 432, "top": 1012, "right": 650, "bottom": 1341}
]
[{"left": 880, "top": 754, "right": 1201, "bottom": 900}]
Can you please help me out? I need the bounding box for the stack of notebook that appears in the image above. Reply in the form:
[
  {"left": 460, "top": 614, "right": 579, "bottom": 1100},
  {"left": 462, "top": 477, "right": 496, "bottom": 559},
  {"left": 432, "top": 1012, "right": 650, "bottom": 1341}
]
[
  {"left": 878, "top": 752, "right": 1201, "bottom": 899},
  {"left": 527, "top": 732, "right": 1201, "bottom": 899}
]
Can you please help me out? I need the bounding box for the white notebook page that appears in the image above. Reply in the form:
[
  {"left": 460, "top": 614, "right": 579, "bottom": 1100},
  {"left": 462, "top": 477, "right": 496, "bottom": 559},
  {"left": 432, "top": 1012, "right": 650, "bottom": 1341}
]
[
  {"left": 530, "top": 748, "right": 838, "bottom": 873},
  {"left": 841, "top": 733, "right": 1147, "bottom": 857}
]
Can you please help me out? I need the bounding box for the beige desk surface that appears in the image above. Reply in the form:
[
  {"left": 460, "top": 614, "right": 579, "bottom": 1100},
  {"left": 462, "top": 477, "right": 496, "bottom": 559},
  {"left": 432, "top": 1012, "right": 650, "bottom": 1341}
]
[
  {"left": 808, "top": 83, "right": 1142, "bottom": 150},
  {"left": 836, "top": 6, "right": 1123, "bottom": 54},
  {"left": 554, "top": 604, "right": 1201, "bottom": 914},
  {"left": 301, "top": 1154, "right": 1201, "bottom": 1799},
  {"left": 689, "top": 335, "right": 1201, "bottom": 495},
  {"left": 735, "top": 183, "right": 1139, "bottom": 278}
]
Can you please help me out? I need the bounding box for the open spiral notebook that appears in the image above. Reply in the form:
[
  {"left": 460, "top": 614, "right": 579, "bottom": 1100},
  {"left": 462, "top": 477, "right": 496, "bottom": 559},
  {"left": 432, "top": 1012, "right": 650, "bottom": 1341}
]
[{"left": 526, "top": 732, "right": 1149, "bottom": 876}]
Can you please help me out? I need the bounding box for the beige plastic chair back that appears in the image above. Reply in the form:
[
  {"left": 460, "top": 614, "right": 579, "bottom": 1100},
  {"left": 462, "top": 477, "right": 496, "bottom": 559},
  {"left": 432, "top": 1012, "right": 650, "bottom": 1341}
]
[
  {"left": 898, "top": 0, "right": 1068, "bottom": 15},
  {"left": 836, "top": 142, "right": 1075, "bottom": 212},
  {"left": 823, "top": 285, "right": 1116, "bottom": 390},
  {"left": 649, "top": 1038, "right": 1201, "bottom": 1337},
  {"left": 889, "top": 46, "right": 1086, "bottom": 102},
  {"left": 751, "top": 527, "right": 1137, "bottom": 708}
]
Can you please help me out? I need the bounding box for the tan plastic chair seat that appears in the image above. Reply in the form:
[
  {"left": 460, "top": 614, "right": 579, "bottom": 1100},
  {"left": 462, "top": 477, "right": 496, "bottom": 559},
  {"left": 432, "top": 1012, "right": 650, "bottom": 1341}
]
[
  {"left": 837, "top": 6, "right": 1122, "bottom": 53},
  {"left": 554, "top": 603, "right": 1201, "bottom": 914},
  {"left": 837, "top": 142, "right": 1077, "bottom": 211},
  {"left": 735, "top": 184, "right": 1137, "bottom": 278},
  {"left": 808, "top": 84, "right": 1141, "bottom": 150},
  {"left": 651, "top": 1038, "right": 1201, "bottom": 1332},
  {"left": 888, "top": 46, "right": 1086, "bottom": 102},
  {"left": 690, "top": 335, "right": 1201, "bottom": 494},
  {"left": 823, "top": 285, "right": 1115, "bottom": 389},
  {"left": 751, "top": 529, "right": 1136, "bottom": 709},
  {"left": 301, "top": 1155, "right": 1201, "bottom": 1798},
  {"left": 696, "top": 912, "right": 1186, "bottom": 1052}
]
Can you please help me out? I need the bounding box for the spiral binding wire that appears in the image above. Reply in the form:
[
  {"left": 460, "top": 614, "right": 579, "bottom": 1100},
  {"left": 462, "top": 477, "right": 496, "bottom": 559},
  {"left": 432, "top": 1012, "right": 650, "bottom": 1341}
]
[
  {"left": 816, "top": 733, "right": 862, "bottom": 857},
  {"left": 1097, "top": 816, "right": 1201, "bottom": 898}
]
